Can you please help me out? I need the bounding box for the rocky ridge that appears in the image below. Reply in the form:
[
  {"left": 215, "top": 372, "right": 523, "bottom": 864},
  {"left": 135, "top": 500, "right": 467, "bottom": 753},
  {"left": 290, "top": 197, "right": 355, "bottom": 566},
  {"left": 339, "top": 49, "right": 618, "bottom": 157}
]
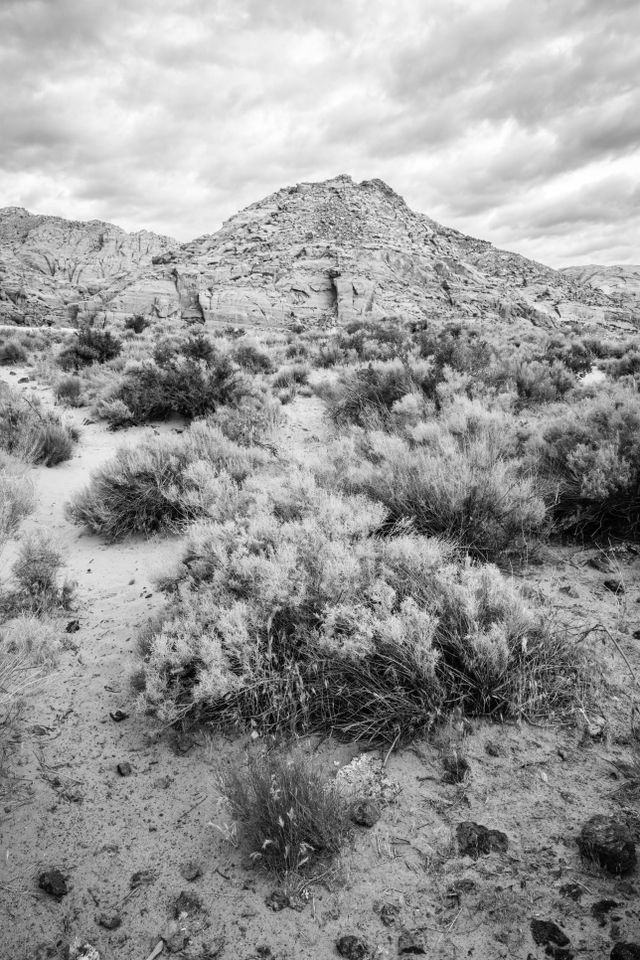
[
  {"left": 561, "top": 264, "right": 640, "bottom": 304},
  {"left": 0, "top": 207, "right": 177, "bottom": 325},
  {"left": 1, "top": 178, "right": 637, "bottom": 330}
]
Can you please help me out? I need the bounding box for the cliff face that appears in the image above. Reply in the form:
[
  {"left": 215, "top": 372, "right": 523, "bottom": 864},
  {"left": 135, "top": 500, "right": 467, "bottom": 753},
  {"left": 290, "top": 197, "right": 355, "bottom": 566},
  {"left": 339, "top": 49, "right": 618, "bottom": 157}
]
[
  {"left": 1, "top": 178, "right": 635, "bottom": 330},
  {"left": 560, "top": 264, "right": 640, "bottom": 304},
  {"left": 0, "top": 206, "right": 177, "bottom": 324}
]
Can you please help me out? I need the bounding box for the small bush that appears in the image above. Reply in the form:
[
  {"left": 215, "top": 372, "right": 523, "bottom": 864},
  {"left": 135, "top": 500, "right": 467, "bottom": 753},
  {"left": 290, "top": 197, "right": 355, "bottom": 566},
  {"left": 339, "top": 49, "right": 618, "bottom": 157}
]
[
  {"left": 218, "top": 749, "right": 352, "bottom": 874},
  {"left": 0, "top": 389, "right": 77, "bottom": 466},
  {"left": 233, "top": 342, "right": 275, "bottom": 375},
  {"left": 54, "top": 375, "right": 83, "bottom": 407},
  {"left": 67, "top": 422, "right": 267, "bottom": 541},
  {"left": 0, "top": 460, "right": 34, "bottom": 544},
  {"left": 0, "top": 341, "right": 28, "bottom": 365},
  {"left": 57, "top": 321, "right": 122, "bottom": 370},
  {"left": 531, "top": 387, "right": 640, "bottom": 538},
  {"left": 321, "top": 360, "right": 436, "bottom": 428},
  {"left": 318, "top": 401, "right": 546, "bottom": 562},
  {"left": 272, "top": 364, "right": 309, "bottom": 391},
  {"left": 5, "top": 533, "right": 74, "bottom": 614},
  {"left": 124, "top": 313, "right": 150, "bottom": 334}
]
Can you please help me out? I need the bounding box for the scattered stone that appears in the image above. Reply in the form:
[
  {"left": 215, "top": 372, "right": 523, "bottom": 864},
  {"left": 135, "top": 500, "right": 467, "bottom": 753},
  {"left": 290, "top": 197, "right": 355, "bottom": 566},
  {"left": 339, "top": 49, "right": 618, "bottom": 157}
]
[
  {"left": 130, "top": 868, "right": 157, "bottom": 889},
  {"left": 265, "top": 889, "right": 290, "bottom": 912},
  {"left": 530, "top": 920, "right": 573, "bottom": 959},
  {"left": 578, "top": 815, "right": 637, "bottom": 875},
  {"left": 336, "top": 934, "right": 370, "bottom": 959},
  {"left": 559, "top": 584, "right": 579, "bottom": 598},
  {"left": 456, "top": 821, "right": 508, "bottom": 859},
  {"left": 109, "top": 710, "right": 129, "bottom": 722},
  {"left": 588, "top": 556, "right": 612, "bottom": 573},
  {"left": 350, "top": 798, "right": 381, "bottom": 827},
  {"left": 373, "top": 900, "right": 401, "bottom": 926},
  {"left": 38, "top": 868, "right": 68, "bottom": 900},
  {"left": 117, "top": 762, "right": 133, "bottom": 777},
  {"left": 442, "top": 753, "right": 470, "bottom": 783},
  {"left": 611, "top": 945, "right": 640, "bottom": 960},
  {"left": 591, "top": 899, "right": 619, "bottom": 926},
  {"left": 69, "top": 942, "right": 100, "bottom": 960},
  {"left": 162, "top": 919, "right": 189, "bottom": 954},
  {"left": 96, "top": 913, "right": 121, "bottom": 931},
  {"left": 65, "top": 619, "right": 80, "bottom": 633},
  {"left": 559, "top": 882, "right": 584, "bottom": 901},
  {"left": 398, "top": 929, "right": 426, "bottom": 954},
  {"left": 484, "top": 740, "right": 503, "bottom": 757},
  {"left": 173, "top": 890, "right": 202, "bottom": 918},
  {"left": 445, "top": 878, "right": 476, "bottom": 903},
  {"left": 180, "top": 860, "right": 203, "bottom": 882},
  {"left": 18, "top": 376, "right": 31, "bottom": 383},
  {"left": 604, "top": 579, "right": 625, "bottom": 594}
]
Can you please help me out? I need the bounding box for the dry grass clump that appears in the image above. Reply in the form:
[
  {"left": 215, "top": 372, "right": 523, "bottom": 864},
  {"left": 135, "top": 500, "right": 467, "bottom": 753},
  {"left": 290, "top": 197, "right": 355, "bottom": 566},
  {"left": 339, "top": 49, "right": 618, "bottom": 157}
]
[
  {"left": 134, "top": 474, "right": 580, "bottom": 743},
  {"left": 0, "top": 339, "right": 29, "bottom": 365},
  {"left": 0, "top": 457, "right": 34, "bottom": 544},
  {"left": 530, "top": 385, "right": 640, "bottom": 539},
  {"left": 67, "top": 421, "right": 268, "bottom": 541},
  {"left": 0, "top": 386, "right": 78, "bottom": 467},
  {"left": 218, "top": 748, "right": 352, "bottom": 874},
  {"left": 317, "top": 399, "right": 546, "bottom": 562}
]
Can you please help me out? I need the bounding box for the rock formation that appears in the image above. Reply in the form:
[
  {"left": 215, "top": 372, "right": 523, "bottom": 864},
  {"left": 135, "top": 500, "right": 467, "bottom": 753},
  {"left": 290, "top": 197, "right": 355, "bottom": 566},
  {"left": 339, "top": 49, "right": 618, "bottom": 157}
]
[
  {"left": 0, "top": 206, "right": 176, "bottom": 325},
  {"left": 1, "top": 177, "right": 637, "bottom": 330}
]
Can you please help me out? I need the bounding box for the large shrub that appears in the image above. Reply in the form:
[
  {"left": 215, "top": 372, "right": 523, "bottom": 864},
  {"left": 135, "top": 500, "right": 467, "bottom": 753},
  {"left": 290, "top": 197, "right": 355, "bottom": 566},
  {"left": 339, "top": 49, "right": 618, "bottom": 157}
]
[
  {"left": 98, "top": 348, "right": 244, "bottom": 426},
  {"left": 531, "top": 387, "right": 640, "bottom": 538},
  {"left": 57, "top": 321, "right": 122, "bottom": 370},
  {"left": 67, "top": 421, "right": 268, "bottom": 541},
  {"left": 317, "top": 400, "right": 546, "bottom": 562},
  {"left": 134, "top": 474, "right": 579, "bottom": 743}
]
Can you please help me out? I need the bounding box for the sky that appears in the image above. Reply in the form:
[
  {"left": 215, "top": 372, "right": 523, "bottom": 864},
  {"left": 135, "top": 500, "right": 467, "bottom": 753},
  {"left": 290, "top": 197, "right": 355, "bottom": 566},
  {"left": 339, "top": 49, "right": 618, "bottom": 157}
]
[{"left": 1, "top": 0, "right": 638, "bottom": 267}]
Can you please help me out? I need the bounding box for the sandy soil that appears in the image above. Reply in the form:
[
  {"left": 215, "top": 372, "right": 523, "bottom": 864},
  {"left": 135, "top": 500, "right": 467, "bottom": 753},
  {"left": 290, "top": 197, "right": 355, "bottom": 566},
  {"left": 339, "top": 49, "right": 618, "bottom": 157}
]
[{"left": 1, "top": 366, "right": 639, "bottom": 960}]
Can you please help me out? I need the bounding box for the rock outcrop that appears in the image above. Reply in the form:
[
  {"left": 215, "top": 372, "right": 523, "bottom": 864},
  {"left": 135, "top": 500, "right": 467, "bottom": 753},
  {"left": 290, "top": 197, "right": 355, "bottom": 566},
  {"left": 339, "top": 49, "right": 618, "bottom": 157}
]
[
  {"left": 0, "top": 206, "right": 177, "bottom": 324},
  {"left": 2, "top": 178, "right": 637, "bottom": 330},
  {"left": 561, "top": 264, "right": 640, "bottom": 304}
]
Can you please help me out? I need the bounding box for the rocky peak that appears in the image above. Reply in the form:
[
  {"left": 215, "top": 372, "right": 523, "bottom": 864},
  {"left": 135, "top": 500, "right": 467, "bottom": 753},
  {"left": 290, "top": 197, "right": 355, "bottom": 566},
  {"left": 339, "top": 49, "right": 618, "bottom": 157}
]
[{"left": 0, "top": 181, "right": 636, "bottom": 331}]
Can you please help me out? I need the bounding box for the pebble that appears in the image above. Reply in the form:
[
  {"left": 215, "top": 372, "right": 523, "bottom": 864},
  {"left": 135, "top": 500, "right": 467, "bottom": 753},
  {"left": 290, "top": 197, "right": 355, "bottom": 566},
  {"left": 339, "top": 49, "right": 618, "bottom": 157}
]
[
  {"left": 578, "top": 814, "right": 637, "bottom": 875},
  {"left": 350, "top": 799, "right": 381, "bottom": 828},
  {"left": 456, "top": 821, "right": 508, "bottom": 858},
  {"left": 336, "top": 934, "right": 371, "bottom": 959},
  {"left": 38, "top": 868, "right": 68, "bottom": 900}
]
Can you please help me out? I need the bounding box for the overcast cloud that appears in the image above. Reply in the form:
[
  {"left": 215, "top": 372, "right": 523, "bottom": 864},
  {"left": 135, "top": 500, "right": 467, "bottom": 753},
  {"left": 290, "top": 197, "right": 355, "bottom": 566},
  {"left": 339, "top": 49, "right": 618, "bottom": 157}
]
[{"left": 1, "top": 0, "right": 638, "bottom": 266}]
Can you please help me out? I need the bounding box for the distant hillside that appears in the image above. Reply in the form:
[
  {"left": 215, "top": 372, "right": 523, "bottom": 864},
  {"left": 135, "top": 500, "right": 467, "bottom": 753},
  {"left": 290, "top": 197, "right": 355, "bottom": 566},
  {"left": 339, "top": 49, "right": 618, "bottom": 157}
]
[
  {"left": 560, "top": 264, "right": 640, "bottom": 304},
  {"left": 1, "top": 179, "right": 636, "bottom": 330},
  {"left": 0, "top": 206, "right": 176, "bottom": 324}
]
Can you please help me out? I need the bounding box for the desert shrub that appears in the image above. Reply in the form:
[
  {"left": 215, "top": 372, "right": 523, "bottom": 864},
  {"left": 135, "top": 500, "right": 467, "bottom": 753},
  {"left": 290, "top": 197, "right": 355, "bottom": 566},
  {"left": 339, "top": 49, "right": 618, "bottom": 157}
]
[
  {"left": 317, "top": 401, "right": 546, "bottom": 561},
  {"left": 124, "top": 313, "right": 150, "bottom": 334},
  {"left": 100, "top": 349, "right": 244, "bottom": 426},
  {"left": 0, "top": 459, "right": 34, "bottom": 545},
  {"left": 181, "top": 333, "right": 217, "bottom": 364},
  {"left": 135, "top": 474, "right": 579, "bottom": 742},
  {"left": 218, "top": 749, "right": 352, "bottom": 874},
  {"left": 4, "top": 533, "right": 74, "bottom": 614},
  {"left": 531, "top": 387, "right": 640, "bottom": 538},
  {"left": 510, "top": 359, "right": 576, "bottom": 403},
  {"left": 0, "top": 340, "right": 28, "bottom": 365},
  {"left": 322, "top": 360, "right": 430, "bottom": 428},
  {"left": 232, "top": 342, "right": 275, "bottom": 375},
  {"left": 57, "top": 321, "right": 122, "bottom": 370},
  {"left": 54, "top": 375, "right": 83, "bottom": 407},
  {"left": 336, "top": 318, "right": 410, "bottom": 362},
  {"left": 67, "top": 422, "right": 267, "bottom": 541},
  {"left": 0, "top": 389, "right": 77, "bottom": 466},
  {"left": 208, "top": 393, "right": 281, "bottom": 447},
  {"left": 272, "top": 363, "right": 310, "bottom": 391}
]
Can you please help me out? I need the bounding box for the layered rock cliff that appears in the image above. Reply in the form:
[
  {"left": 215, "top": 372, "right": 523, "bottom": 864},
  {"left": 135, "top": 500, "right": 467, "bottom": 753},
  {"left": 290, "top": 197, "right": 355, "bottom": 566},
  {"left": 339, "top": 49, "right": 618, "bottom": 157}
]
[
  {"left": 1, "top": 178, "right": 636, "bottom": 330},
  {"left": 0, "top": 207, "right": 176, "bottom": 324}
]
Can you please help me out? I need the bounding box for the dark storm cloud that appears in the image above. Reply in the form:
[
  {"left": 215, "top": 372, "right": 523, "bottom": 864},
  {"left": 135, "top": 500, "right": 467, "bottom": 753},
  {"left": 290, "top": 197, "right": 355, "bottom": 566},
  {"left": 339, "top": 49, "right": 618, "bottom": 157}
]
[{"left": 0, "top": 0, "right": 637, "bottom": 265}]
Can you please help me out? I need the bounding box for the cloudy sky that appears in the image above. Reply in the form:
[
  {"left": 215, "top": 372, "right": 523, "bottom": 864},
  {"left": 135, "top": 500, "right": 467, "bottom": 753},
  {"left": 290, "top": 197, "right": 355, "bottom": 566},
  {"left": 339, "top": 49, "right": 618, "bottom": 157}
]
[{"left": 1, "top": 0, "right": 638, "bottom": 266}]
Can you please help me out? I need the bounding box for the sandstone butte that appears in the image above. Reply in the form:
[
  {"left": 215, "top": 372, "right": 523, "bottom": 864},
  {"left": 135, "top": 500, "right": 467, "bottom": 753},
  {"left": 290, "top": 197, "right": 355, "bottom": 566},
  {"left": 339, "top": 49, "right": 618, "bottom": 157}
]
[{"left": 1, "top": 175, "right": 637, "bottom": 332}]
